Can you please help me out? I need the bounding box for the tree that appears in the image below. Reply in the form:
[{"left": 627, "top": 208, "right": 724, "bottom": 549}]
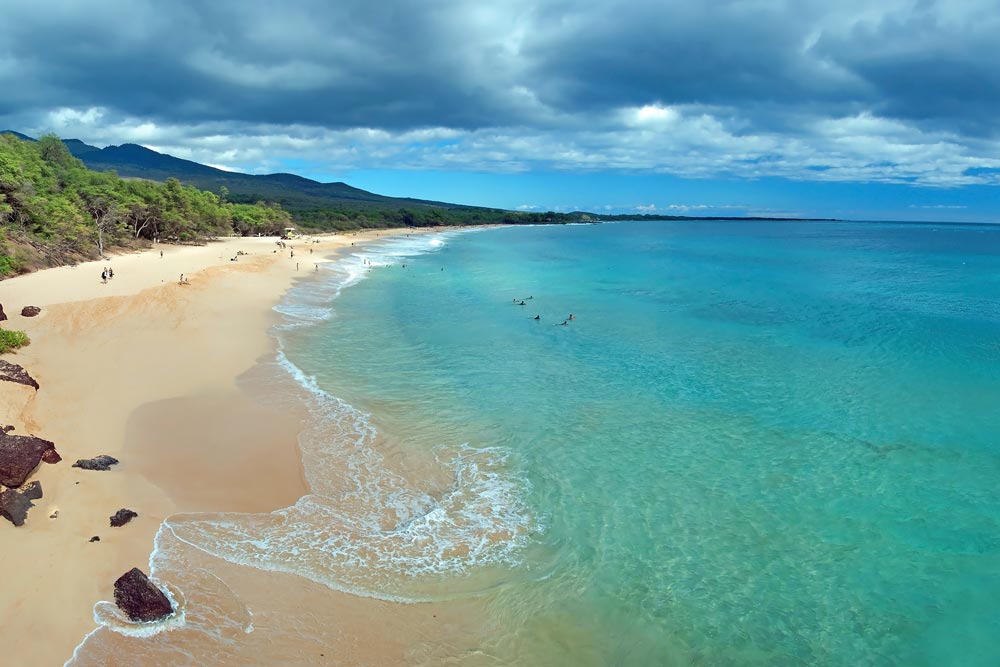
[{"left": 80, "top": 183, "right": 121, "bottom": 257}]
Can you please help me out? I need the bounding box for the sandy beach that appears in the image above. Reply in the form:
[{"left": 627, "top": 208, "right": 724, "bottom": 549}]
[{"left": 0, "top": 230, "right": 422, "bottom": 665}]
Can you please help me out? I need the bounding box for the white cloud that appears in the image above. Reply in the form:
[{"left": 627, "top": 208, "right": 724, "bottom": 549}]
[{"left": 12, "top": 103, "right": 1000, "bottom": 189}]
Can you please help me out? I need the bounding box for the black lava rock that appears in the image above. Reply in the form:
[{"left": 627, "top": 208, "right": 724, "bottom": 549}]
[
  {"left": 113, "top": 568, "right": 174, "bottom": 622},
  {"left": 0, "top": 428, "right": 59, "bottom": 488},
  {"left": 72, "top": 455, "right": 119, "bottom": 471},
  {"left": 20, "top": 480, "right": 42, "bottom": 500},
  {"left": 110, "top": 508, "right": 138, "bottom": 527},
  {"left": 0, "top": 360, "right": 40, "bottom": 390},
  {"left": 0, "top": 487, "right": 34, "bottom": 526}
]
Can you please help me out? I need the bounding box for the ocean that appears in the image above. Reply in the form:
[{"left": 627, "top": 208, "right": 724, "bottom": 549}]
[{"left": 69, "top": 220, "right": 1000, "bottom": 666}]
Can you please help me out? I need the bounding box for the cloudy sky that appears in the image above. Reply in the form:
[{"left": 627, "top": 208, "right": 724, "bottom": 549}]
[{"left": 2, "top": 0, "right": 998, "bottom": 221}]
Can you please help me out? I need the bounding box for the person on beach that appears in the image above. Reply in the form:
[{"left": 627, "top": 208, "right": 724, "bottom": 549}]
[
  {"left": 109, "top": 268, "right": 114, "bottom": 279},
  {"left": 160, "top": 250, "right": 163, "bottom": 258},
  {"left": 101, "top": 269, "right": 107, "bottom": 283},
  {"left": 296, "top": 263, "right": 300, "bottom": 271}
]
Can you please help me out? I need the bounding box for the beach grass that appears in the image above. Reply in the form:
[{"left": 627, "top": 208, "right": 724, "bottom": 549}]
[{"left": 0, "top": 328, "right": 30, "bottom": 353}]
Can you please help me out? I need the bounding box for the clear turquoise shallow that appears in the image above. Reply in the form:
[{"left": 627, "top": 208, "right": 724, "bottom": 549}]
[{"left": 279, "top": 221, "right": 1000, "bottom": 666}]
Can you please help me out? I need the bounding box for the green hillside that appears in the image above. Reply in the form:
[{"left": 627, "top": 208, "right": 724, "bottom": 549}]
[{"left": 0, "top": 133, "right": 292, "bottom": 276}]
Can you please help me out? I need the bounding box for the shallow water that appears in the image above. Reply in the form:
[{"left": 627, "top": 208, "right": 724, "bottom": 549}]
[{"left": 70, "top": 221, "right": 1000, "bottom": 666}]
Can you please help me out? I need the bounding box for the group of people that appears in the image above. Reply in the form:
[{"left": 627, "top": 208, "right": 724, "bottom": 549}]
[
  {"left": 100, "top": 266, "right": 114, "bottom": 283},
  {"left": 514, "top": 296, "right": 576, "bottom": 325}
]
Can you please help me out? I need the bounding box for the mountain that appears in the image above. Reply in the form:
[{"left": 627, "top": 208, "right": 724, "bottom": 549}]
[{"left": 2, "top": 132, "right": 486, "bottom": 217}]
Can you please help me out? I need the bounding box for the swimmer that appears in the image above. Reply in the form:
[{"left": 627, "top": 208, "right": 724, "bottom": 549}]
[
  {"left": 534, "top": 315, "right": 540, "bottom": 320},
  {"left": 560, "top": 320, "right": 568, "bottom": 326},
  {"left": 519, "top": 300, "right": 526, "bottom": 305},
  {"left": 568, "top": 313, "right": 575, "bottom": 320}
]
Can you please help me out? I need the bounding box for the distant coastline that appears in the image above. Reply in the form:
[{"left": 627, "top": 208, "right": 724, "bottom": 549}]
[{"left": 3, "top": 131, "right": 846, "bottom": 233}]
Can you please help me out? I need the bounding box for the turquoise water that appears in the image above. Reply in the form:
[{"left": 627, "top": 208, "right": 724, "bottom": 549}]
[{"left": 277, "top": 221, "right": 1000, "bottom": 665}]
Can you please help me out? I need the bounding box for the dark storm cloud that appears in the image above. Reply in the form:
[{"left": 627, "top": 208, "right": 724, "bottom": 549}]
[
  {"left": 520, "top": 0, "right": 1000, "bottom": 137},
  {"left": 1, "top": 0, "right": 998, "bottom": 185},
  {"left": 520, "top": 2, "right": 861, "bottom": 114},
  {"left": 0, "top": 0, "right": 536, "bottom": 129},
  {"left": 812, "top": 4, "right": 1000, "bottom": 136}
]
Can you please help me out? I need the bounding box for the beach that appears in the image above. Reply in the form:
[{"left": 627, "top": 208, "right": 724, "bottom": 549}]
[
  {"left": 0, "top": 230, "right": 423, "bottom": 665},
  {"left": 5, "top": 220, "right": 999, "bottom": 666}
]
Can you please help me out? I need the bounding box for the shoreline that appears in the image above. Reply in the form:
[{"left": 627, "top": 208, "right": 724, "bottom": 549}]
[{"left": 0, "top": 228, "right": 437, "bottom": 665}]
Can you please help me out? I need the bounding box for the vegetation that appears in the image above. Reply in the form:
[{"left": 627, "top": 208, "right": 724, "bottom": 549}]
[
  {"left": 0, "top": 329, "right": 30, "bottom": 353},
  {"left": 0, "top": 133, "right": 292, "bottom": 276}
]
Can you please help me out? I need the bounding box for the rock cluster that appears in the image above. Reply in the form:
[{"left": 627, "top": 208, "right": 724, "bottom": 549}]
[
  {"left": 0, "top": 303, "right": 6, "bottom": 321},
  {"left": 0, "top": 329, "right": 58, "bottom": 528},
  {"left": 0, "top": 427, "right": 60, "bottom": 488},
  {"left": 110, "top": 508, "right": 138, "bottom": 527},
  {"left": 72, "top": 455, "right": 119, "bottom": 471},
  {"left": 20, "top": 306, "right": 41, "bottom": 317},
  {"left": 113, "top": 568, "right": 174, "bottom": 622},
  {"left": 0, "top": 360, "right": 40, "bottom": 390}
]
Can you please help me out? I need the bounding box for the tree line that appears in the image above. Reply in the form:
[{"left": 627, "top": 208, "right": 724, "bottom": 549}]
[{"left": 0, "top": 133, "right": 293, "bottom": 276}]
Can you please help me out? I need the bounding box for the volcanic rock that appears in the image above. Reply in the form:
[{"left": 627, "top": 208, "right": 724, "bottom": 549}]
[
  {"left": 0, "top": 303, "right": 6, "bottom": 321},
  {"left": 114, "top": 568, "right": 174, "bottom": 622},
  {"left": 1, "top": 487, "right": 34, "bottom": 526},
  {"left": 72, "top": 455, "right": 119, "bottom": 471},
  {"left": 89, "top": 535, "right": 100, "bottom": 542},
  {"left": 0, "top": 428, "right": 59, "bottom": 488},
  {"left": 20, "top": 306, "right": 41, "bottom": 317},
  {"left": 0, "top": 360, "right": 40, "bottom": 390},
  {"left": 42, "top": 448, "right": 61, "bottom": 464},
  {"left": 110, "top": 508, "right": 138, "bottom": 527},
  {"left": 20, "top": 480, "right": 42, "bottom": 500}
]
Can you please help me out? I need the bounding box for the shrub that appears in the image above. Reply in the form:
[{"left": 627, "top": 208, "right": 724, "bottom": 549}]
[{"left": 0, "top": 328, "right": 30, "bottom": 353}]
